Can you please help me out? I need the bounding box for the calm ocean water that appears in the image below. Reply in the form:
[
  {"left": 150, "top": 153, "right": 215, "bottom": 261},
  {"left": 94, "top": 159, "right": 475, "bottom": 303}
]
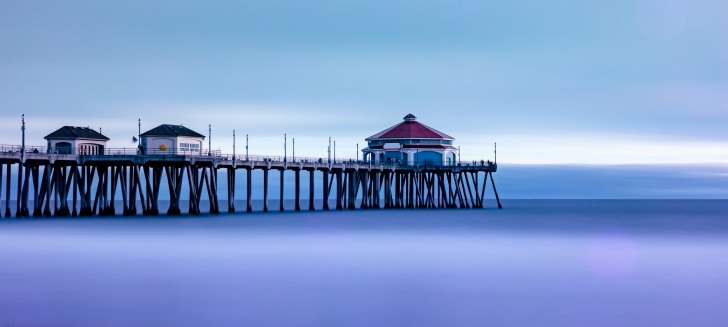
[{"left": 1, "top": 200, "right": 727, "bottom": 326}]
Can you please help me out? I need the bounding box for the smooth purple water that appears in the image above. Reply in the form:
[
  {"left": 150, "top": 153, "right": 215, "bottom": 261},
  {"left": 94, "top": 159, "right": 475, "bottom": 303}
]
[{"left": 1, "top": 200, "right": 727, "bottom": 326}]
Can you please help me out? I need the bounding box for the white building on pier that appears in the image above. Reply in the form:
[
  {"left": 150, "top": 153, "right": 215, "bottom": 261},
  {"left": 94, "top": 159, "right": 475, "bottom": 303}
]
[
  {"left": 140, "top": 124, "right": 205, "bottom": 155},
  {"left": 45, "top": 126, "right": 109, "bottom": 155},
  {"left": 362, "top": 114, "right": 458, "bottom": 166}
]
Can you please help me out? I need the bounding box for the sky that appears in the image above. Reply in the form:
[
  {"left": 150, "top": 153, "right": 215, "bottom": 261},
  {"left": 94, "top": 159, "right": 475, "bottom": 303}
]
[{"left": 1, "top": 0, "right": 727, "bottom": 164}]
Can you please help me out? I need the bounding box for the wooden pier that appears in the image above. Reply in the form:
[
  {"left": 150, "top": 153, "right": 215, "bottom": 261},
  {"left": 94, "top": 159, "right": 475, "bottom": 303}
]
[{"left": 0, "top": 148, "right": 502, "bottom": 218}]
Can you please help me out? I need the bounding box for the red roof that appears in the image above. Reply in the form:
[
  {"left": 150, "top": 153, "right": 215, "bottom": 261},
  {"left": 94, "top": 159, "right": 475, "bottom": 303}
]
[{"left": 366, "top": 114, "right": 454, "bottom": 140}]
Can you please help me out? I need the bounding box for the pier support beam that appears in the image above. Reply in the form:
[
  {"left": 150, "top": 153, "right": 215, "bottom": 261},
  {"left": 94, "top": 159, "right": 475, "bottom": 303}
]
[
  {"left": 165, "top": 166, "right": 183, "bottom": 215},
  {"left": 308, "top": 170, "right": 315, "bottom": 211},
  {"left": 210, "top": 167, "right": 220, "bottom": 214},
  {"left": 246, "top": 169, "right": 252, "bottom": 212},
  {"left": 490, "top": 171, "right": 503, "bottom": 209},
  {"left": 322, "top": 169, "right": 330, "bottom": 210},
  {"left": 279, "top": 169, "right": 284, "bottom": 212},
  {"left": 5, "top": 164, "right": 11, "bottom": 217},
  {"left": 263, "top": 169, "right": 269, "bottom": 212},
  {"left": 335, "top": 171, "right": 343, "bottom": 210},
  {"left": 15, "top": 163, "right": 22, "bottom": 217},
  {"left": 227, "top": 168, "right": 235, "bottom": 212},
  {"left": 294, "top": 169, "right": 301, "bottom": 211},
  {"left": 347, "top": 170, "right": 357, "bottom": 210},
  {"left": 0, "top": 154, "right": 500, "bottom": 216},
  {"left": 20, "top": 163, "right": 31, "bottom": 217},
  {"left": 407, "top": 173, "right": 415, "bottom": 209},
  {"left": 227, "top": 168, "right": 235, "bottom": 213},
  {"left": 186, "top": 165, "right": 200, "bottom": 215},
  {"left": 72, "top": 166, "right": 79, "bottom": 216},
  {"left": 31, "top": 164, "right": 41, "bottom": 217},
  {"left": 0, "top": 163, "right": 3, "bottom": 217}
]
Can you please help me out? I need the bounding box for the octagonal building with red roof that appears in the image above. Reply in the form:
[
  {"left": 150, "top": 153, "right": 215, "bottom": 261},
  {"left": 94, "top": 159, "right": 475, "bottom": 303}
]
[{"left": 362, "top": 114, "right": 457, "bottom": 166}]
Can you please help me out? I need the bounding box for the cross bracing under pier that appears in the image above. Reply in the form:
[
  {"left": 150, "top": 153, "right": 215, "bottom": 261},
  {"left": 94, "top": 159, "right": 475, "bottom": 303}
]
[{"left": 0, "top": 149, "right": 501, "bottom": 217}]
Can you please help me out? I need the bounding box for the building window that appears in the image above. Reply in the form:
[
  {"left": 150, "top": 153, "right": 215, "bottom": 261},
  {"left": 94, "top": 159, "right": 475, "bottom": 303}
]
[{"left": 179, "top": 143, "right": 200, "bottom": 153}]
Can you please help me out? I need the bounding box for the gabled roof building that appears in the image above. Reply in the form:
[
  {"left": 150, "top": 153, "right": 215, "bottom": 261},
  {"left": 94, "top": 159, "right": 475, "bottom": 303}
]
[
  {"left": 362, "top": 114, "right": 457, "bottom": 166},
  {"left": 45, "top": 126, "right": 109, "bottom": 155},
  {"left": 140, "top": 124, "right": 205, "bottom": 155}
]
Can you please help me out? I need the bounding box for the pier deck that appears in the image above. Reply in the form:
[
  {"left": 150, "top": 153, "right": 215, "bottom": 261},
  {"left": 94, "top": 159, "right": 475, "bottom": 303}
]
[{"left": 0, "top": 148, "right": 501, "bottom": 218}]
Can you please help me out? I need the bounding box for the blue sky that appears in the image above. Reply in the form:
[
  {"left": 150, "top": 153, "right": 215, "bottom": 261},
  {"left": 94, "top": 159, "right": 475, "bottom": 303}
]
[{"left": 1, "top": 0, "right": 727, "bottom": 164}]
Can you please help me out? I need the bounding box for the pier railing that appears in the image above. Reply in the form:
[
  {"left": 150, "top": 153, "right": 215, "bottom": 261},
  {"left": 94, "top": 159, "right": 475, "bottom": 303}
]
[
  {"left": 1, "top": 144, "right": 496, "bottom": 169},
  {"left": 1, "top": 144, "right": 502, "bottom": 218},
  {"left": 0, "top": 144, "right": 47, "bottom": 154}
]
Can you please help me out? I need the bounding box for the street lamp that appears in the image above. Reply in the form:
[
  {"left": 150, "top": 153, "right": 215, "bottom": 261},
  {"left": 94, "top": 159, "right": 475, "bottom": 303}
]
[
  {"left": 208, "top": 124, "right": 212, "bottom": 156},
  {"left": 458, "top": 146, "right": 461, "bottom": 165},
  {"left": 233, "top": 130, "right": 236, "bottom": 160},
  {"left": 293, "top": 138, "right": 295, "bottom": 162},
  {"left": 246, "top": 134, "right": 249, "bottom": 161},
  {"left": 356, "top": 143, "right": 359, "bottom": 162},
  {"left": 494, "top": 142, "right": 497, "bottom": 164},
  {"left": 284, "top": 133, "right": 287, "bottom": 162},
  {"left": 21, "top": 114, "right": 25, "bottom": 160},
  {"left": 138, "top": 118, "right": 141, "bottom": 154},
  {"left": 328, "top": 137, "right": 331, "bottom": 163}
]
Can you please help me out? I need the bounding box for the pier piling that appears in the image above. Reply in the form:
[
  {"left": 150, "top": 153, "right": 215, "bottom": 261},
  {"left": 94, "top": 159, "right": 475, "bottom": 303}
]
[{"left": 1, "top": 149, "right": 501, "bottom": 217}]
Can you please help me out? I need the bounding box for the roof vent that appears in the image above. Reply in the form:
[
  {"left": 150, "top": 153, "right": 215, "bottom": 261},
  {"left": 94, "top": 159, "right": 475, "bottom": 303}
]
[{"left": 403, "top": 114, "right": 417, "bottom": 122}]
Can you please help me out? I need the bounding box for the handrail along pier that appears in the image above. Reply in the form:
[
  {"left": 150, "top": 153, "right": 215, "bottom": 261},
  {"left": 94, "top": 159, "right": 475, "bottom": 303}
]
[{"left": 0, "top": 147, "right": 502, "bottom": 217}]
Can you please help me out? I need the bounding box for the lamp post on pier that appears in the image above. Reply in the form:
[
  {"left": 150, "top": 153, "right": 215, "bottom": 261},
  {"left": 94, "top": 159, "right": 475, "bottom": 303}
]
[
  {"left": 284, "top": 134, "right": 287, "bottom": 162},
  {"left": 334, "top": 140, "right": 336, "bottom": 163},
  {"left": 495, "top": 142, "right": 497, "bottom": 164},
  {"left": 356, "top": 143, "right": 359, "bottom": 162},
  {"left": 458, "top": 146, "right": 461, "bottom": 165},
  {"left": 138, "top": 119, "right": 141, "bottom": 154},
  {"left": 233, "top": 130, "right": 236, "bottom": 160},
  {"left": 246, "top": 134, "right": 249, "bottom": 161},
  {"left": 21, "top": 114, "right": 25, "bottom": 161},
  {"left": 293, "top": 138, "right": 295, "bottom": 162},
  {"left": 328, "top": 137, "right": 331, "bottom": 163},
  {"left": 208, "top": 124, "right": 212, "bottom": 156}
]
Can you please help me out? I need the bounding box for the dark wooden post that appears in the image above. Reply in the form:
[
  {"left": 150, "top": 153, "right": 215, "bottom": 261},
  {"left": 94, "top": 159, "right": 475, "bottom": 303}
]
[
  {"left": 0, "top": 163, "right": 3, "bottom": 217},
  {"left": 322, "top": 169, "right": 330, "bottom": 210},
  {"left": 228, "top": 167, "right": 235, "bottom": 213},
  {"left": 72, "top": 166, "right": 79, "bottom": 216},
  {"left": 246, "top": 168, "right": 252, "bottom": 212},
  {"left": 21, "top": 164, "right": 30, "bottom": 217},
  {"left": 15, "top": 163, "right": 23, "bottom": 217},
  {"left": 490, "top": 171, "right": 503, "bottom": 209},
  {"left": 308, "top": 169, "right": 315, "bottom": 211},
  {"left": 279, "top": 169, "right": 284, "bottom": 212},
  {"left": 295, "top": 169, "right": 301, "bottom": 211},
  {"left": 336, "top": 170, "right": 343, "bottom": 210},
  {"left": 263, "top": 168, "right": 269, "bottom": 212}
]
